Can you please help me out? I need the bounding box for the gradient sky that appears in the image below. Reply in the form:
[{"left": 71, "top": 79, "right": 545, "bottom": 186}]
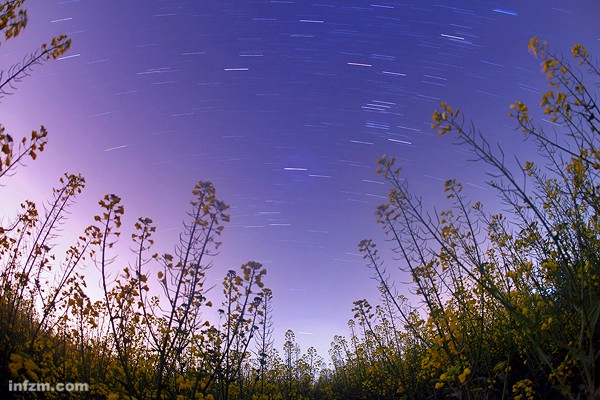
[{"left": 1, "top": 0, "right": 599, "bottom": 357}]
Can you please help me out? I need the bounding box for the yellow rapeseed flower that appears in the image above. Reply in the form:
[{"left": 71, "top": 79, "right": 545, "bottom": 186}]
[{"left": 459, "top": 368, "right": 471, "bottom": 383}]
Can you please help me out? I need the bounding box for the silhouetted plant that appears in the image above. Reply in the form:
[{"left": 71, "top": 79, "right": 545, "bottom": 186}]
[{"left": 349, "top": 37, "right": 600, "bottom": 400}]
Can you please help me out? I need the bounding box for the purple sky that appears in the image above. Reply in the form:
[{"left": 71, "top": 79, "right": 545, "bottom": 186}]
[{"left": 1, "top": 0, "right": 599, "bottom": 357}]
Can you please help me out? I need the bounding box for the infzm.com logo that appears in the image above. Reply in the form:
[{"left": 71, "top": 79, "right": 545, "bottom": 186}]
[{"left": 8, "top": 380, "right": 89, "bottom": 393}]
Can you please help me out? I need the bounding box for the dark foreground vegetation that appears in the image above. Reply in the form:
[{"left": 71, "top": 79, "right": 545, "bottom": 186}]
[{"left": 2, "top": 1, "right": 599, "bottom": 399}]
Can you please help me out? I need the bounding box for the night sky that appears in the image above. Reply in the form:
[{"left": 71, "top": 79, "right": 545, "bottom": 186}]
[{"left": 1, "top": 0, "right": 599, "bottom": 356}]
